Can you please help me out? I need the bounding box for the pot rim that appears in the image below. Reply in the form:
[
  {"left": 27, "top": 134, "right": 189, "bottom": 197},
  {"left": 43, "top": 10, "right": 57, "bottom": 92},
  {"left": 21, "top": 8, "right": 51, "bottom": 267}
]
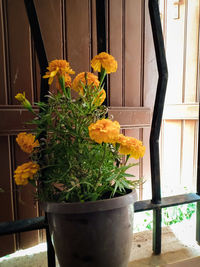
[{"left": 42, "top": 189, "right": 137, "bottom": 214}]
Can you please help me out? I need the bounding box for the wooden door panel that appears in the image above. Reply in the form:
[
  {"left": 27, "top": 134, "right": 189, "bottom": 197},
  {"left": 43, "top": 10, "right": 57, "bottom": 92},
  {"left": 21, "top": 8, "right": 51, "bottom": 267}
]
[
  {"left": 165, "top": 0, "right": 186, "bottom": 104},
  {"left": 5, "top": 0, "right": 33, "bottom": 104},
  {"left": 160, "top": 0, "right": 200, "bottom": 197},
  {"left": 109, "top": 0, "right": 123, "bottom": 106},
  {"left": 0, "top": 136, "right": 16, "bottom": 256},
  {"left": 142, "top": 128, "right": 152, "bottom": 200},
  {"left": 184, "top": 0, "right": 199, "bottom": 103},
  {"left": 34, "top": 0, "right": 63, "bottom": 61},
  {"left": 34, "top": 0, "right": 63, "bottom": 101},
  {"left": 125, "top": 0, "right": 143, "bottom": 107},
  {"left": 162, "top": 120, "right": 182, "bottom": 197},
  {"left": 181, "top": 120, "right": 197, "bottom": 191},
  {"left": 66, "top": 0, "right": 91, "bottom": 73},
  {"left": 0, "top": 0, "right": 7, "bottom": 105}
]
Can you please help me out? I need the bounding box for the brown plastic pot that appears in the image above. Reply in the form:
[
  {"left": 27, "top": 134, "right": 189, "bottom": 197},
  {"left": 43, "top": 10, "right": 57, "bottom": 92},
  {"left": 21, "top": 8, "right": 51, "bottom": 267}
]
[{"left": 43, "top": 190, "right": 137, "bottom": 267}]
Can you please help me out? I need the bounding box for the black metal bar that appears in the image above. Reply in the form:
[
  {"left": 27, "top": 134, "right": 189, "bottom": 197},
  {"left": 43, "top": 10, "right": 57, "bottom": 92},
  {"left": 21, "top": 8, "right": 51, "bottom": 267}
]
[
  {"left": 0, "top": 216, "right": 56, "bottom": 267},
  {"left": 197, "top": 202, "right": 200, "bottom": 244},
  {"left": 0, "top": 217, "right": 46, "bottom": 236},
  {"left": 196, "top": 13, "right": 200, "bottom": 244},
  {"left": 24, "top": 0, "right": 49, "bottom": 103},
  {"left": 96, "top": 0, "right": 108, "bottom": 107},
  {"left": 148, "top": 0, "right": 168, "bottom": 204},
  {"left": 153, "top": 208, "right": 162, "bottom": 254},
  {"left": 96, "top": 0, "right": 107, "bottom": 54},
  {"left": 197, "top": 121, "right": 200, "bottom": 194},
  {"left": 148, "top": 0, "right": 168, "bottom": 254},
  {"left": 45, "top": 214, "right": 56, "bottom": 267},
  {"left": 197, "top": 13, "right": 200, "bottom": 195},
  {"left": 134, "top": 193, "right": 200, "bottom": 212}
]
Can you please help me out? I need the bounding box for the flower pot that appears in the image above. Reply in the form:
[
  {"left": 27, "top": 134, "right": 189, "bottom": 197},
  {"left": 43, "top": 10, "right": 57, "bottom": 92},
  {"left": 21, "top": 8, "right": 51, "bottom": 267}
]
[{"left": 43, "top": 190, "right": 137, "bottom": 267}]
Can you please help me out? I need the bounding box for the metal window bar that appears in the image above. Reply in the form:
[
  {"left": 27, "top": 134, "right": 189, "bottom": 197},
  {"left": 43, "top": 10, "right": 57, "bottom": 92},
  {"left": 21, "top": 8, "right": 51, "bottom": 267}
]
[
  {"left": 138, "top": 0, "right": 200, "bottom": 255},
  {"left": 96, "top": 0, "right": 108, "bottom": 106},
  {"left": 1, "top": 0, "right": 200, "bottom": 265}
]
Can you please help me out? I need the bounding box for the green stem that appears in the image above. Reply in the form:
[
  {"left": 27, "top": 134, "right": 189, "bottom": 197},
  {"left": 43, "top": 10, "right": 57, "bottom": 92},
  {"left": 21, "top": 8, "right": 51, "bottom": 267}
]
[
  {"left": 99, "top": 67, "right": 107, "bottom": 88},
  {"left": 66, "top": 87, "right": 71, "bottom": 99},
  {"left": 59, "top": 76, "right": 70, "bottom": 98},
  {"left": 40, "top": 164, "right": 59, "bottom": 170},
  {"left": 95, "top": 142, "right": 107, "bottom": 190},
  {"left": 67, "top": 181, "right": 94, "bottom": 193},
  {"left": 125, "top": 154, "right": 130, "bottom": 165}
]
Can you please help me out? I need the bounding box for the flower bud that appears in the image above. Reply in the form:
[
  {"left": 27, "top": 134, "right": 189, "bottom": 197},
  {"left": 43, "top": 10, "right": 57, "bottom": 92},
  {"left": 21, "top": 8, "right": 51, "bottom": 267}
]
[{"left": 15, "top": 92, "right": 33, "bottom": 111}]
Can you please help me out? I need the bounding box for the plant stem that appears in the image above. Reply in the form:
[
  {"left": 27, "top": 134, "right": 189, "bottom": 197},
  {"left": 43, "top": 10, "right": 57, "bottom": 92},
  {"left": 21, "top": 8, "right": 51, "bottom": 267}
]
[
  {"left": 125, "top": 154, "right": 130, "bottom": 165},
  {"left": 95, "top": 142, "right": 107, "bottom": 190},
  {"left": 99, "top": 68, "right": 107, "bottom": 88}
]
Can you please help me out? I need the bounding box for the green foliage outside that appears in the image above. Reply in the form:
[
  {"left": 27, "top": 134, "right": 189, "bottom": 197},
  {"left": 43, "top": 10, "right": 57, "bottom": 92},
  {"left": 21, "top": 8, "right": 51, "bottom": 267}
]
[{"left": 134, "top": 203, "right": 196, "bottom": 232}]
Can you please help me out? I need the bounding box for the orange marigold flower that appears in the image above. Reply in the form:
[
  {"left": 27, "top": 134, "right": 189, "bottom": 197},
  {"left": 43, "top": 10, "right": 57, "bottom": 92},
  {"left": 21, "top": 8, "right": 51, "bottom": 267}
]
[
  {"left": 14, "top": 161, "right": 39, "bottom": 186},
  {"left": 88, "top": 119, "right": 120, "bottom": 144},
  {"left": 43, "top": 59, "right": 75, "bottom": 85},
  {"left": 16, "top": 132, "right": 39, "bottom": 154},
  {"left": 72, "top": 72, "right": 100, "bottom": 95},
  {"left": 117, "top": 134, "right": 145, "bottom": 160},
  {"left": 91, "top": 52, "right": 118, "bottom": 73}
]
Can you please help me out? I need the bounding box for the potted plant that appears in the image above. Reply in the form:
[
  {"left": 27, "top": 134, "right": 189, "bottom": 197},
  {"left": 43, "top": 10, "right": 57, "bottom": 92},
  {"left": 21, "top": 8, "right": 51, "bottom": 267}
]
[{"left": 14, "top": 52, "right": 145, "bottom": 267}]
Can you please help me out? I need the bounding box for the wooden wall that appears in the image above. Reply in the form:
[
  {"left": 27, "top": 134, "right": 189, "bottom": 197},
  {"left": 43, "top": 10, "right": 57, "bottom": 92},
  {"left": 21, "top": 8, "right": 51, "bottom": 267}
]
[
  {"left": 160, "top": 0, "right": 199, "bottom": 196},
  {"left": 0, "top": 0, "right": 157, "bottom": 256}
]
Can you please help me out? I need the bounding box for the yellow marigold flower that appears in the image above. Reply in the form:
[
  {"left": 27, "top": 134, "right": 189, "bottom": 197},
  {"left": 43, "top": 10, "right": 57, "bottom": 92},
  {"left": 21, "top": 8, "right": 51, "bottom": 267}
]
[
  {"left": 88, "top": 119, "right": 120, "bottom": 144},
  {"left": 92, "top": 89, "right": 106, "bottom": 106},
  {"left": 43, "top": 59, "right": 75, "bottom": 85},
  {"left": 91, "top": 52, "right": 118, "bottom": 73},
  {"left": 14, "top": 161, "right": 39, "bottom": 186},
  {"left": 15, "top": 92, "right": 32, "bottom": 110},
  {"left": 117, "top": 134, "right": 145, "bottom": 160},
  {"left": 16, "top": 132, "right": 39, "bottom": 154},
  {"left": 72, "top": 72, "right": 100, "bottom": 95}
]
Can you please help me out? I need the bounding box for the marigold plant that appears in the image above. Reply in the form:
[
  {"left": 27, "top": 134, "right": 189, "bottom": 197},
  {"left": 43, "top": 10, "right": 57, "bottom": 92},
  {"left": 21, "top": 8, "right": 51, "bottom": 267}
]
[{"left": 14, "top": 52, "right": 145, "bottom": 202}]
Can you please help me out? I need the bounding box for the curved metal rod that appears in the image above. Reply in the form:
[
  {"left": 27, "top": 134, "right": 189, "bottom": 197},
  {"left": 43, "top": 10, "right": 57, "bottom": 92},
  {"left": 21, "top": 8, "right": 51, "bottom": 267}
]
[
  {"left": 96, "top": 0, "right": 108, "bottom": 106},
  {"left": 24, "top": 0, "right": 49, "bottom": 103},
  {"left": 148, "top": 0, "right": 168, "bottom": 204}
]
